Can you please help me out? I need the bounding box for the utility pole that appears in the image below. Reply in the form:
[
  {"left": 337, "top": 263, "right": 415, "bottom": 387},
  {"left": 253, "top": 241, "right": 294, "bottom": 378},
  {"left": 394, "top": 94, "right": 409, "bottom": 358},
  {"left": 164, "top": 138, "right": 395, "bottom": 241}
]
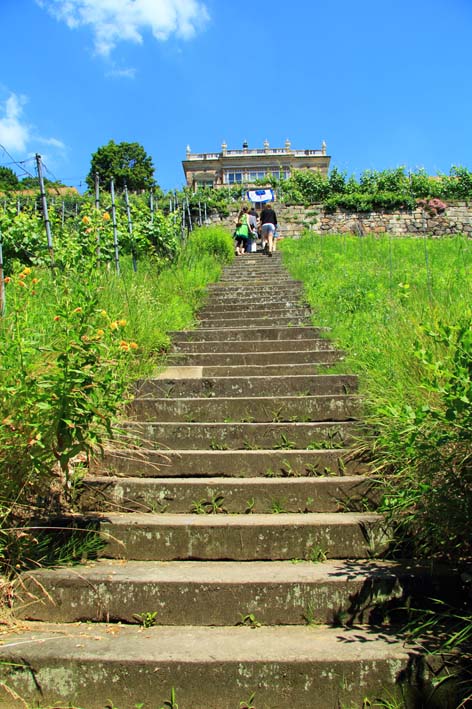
[
  {"left": 0, "top": 228, "right": 5, "bottom": 315},
  {"left": 94, "top": 172, "right": 100, "bottom": 210},
  {"left": 110, "top": 179, "right": 120, "bottom": 275},
  {"left": 35, "top": 153, "right": 54, "bottom": 267},
  {"left": 124, "top": 183, "right": 137, "bottom": 272}
]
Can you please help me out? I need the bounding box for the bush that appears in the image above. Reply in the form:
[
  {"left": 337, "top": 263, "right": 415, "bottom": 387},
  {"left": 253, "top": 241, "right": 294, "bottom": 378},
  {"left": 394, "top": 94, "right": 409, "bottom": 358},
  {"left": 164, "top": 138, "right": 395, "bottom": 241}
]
[{"left": 185, "top": 225, "right": 234, "bottom": 263}]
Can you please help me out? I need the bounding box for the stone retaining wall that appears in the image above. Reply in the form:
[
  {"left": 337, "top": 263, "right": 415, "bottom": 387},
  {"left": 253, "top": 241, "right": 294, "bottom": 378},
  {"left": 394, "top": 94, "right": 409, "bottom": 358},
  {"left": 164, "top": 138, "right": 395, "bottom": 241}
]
[{"left": 203, "top": 202, "right": 472, "bottom": 238}]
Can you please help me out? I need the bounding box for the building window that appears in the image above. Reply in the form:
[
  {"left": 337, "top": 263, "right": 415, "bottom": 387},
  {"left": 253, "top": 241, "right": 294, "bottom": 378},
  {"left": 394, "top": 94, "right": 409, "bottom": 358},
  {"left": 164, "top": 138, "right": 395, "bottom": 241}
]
[
  {"left": 224, "top": 171, "right": 243, "bottom": 184},
  {"left": 196, "top": 180, "right": 214, "bottom": 189}
]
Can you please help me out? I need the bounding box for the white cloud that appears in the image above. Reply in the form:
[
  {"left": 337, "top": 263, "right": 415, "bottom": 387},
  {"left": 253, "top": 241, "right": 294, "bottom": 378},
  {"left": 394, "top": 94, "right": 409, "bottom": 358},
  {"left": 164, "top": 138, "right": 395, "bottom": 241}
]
[
  {"left": 0, "top": 94, "right": 30, "bottom": 153},
  {"left": 0, "top": 92, "right": 65, "bottom": 160},
  {"left": 105, "top": 66, "right": 137, "bottom": 79},
  {"left": 37, "top": 0, "right": 210, "bottom": 56}
]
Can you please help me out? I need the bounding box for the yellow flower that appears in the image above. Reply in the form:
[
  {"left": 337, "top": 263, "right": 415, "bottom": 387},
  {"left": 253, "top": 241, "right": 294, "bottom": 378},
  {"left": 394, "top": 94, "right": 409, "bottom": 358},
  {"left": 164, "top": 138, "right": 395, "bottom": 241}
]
[
  {"left": 100, "top": 310, "right": 108, "bottom": 317},
  {"left": 109, "top": 321, "right": 119, "bottom": 330},
  {"left": 97, "top": 329, "right": 105, "bottom": 337},
  {"left": 102, "top": 212, "right": 111, "bottom": 221},
  {"left": 118, "top": 319, "right": 127, "bottom": 327},
  {"left": 82, "top": 215, "right": 91, "bottom": 225}
]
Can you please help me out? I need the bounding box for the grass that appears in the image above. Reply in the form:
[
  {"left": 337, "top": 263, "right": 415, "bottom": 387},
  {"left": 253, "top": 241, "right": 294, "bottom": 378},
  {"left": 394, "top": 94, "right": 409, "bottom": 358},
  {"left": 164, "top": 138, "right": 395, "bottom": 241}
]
[{"left": 280, "top": 232, "right": 472, "bottom": 564}]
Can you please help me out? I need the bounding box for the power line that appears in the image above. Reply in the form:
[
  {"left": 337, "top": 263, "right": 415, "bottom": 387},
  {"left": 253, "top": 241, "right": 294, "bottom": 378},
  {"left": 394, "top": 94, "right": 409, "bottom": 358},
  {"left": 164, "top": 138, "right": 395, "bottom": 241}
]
[{"left": 0, "top": 144, "right": 37, "bottom": 179}]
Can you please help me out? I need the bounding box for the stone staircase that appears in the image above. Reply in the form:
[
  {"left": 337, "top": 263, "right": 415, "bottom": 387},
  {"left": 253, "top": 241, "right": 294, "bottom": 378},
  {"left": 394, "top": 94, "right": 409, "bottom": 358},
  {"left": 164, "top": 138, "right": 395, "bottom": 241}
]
[{"left": 1, "top": 253, "right": 444, "bottom": 708}]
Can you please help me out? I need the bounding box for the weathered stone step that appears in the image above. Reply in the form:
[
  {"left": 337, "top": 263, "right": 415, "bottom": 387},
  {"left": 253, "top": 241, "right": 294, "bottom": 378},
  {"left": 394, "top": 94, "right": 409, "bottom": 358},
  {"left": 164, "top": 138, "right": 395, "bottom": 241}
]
[
  {"left": 135, "top": 374, "right": 357, "bottom": 398},
  {"left": 78, "top": 475, "right": 377, "bottom": 514},
  {"left": 169, "top": 325, "right": 328, "bottom": 342},
  {"left": 198, "top": 307, "right": 312, "bottom": 321},
  {"left": 208, "top": 278, "right": 303, "bottom": 290},
  {"left": 199, "top": 300, "right": 308, "bottom": 314},
  {"left": 171, "top": 337, "right": 335, "bottom": 353},
  {"left": 84, "top": 511, "right": 388, "bottom": 560},
  {"left": 197, "top": 315, "right": 312, "bottom": 329},
  {"left": 206, "top": 293, "right": 306, "bottom": 307},
  {"left": 99, "top": 446, "right": 361, "bottom": 477},
  {"left": 169, "top": 349, "right": 343, "bottom": 367},
  {"left": 207, "top": 281, "right": 304, "bottom": 302},
  {"left": 117, "top": 418, "right": 360, "bottom": 450},
  {"left": 157, "top": 363, "right": 333, "bottom": 378},
  {"left": 18, "top": 559, "right": 442, "bottom": 626},
  {"left": 0, "top": 623, "right": 417, "bottom": 709},
  {"left": 128, "top": 395, "right": 358, "bottom": 423}
]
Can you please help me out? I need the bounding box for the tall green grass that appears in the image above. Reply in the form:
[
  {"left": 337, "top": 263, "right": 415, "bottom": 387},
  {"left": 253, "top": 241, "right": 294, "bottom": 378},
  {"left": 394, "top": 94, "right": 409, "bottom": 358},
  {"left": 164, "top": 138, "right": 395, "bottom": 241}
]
[
  {"left": 280, "top": 232, "right": 472, "bottom": 563},
  {"left": 0, "top": 224, "right": 234, "bottom": 573}
]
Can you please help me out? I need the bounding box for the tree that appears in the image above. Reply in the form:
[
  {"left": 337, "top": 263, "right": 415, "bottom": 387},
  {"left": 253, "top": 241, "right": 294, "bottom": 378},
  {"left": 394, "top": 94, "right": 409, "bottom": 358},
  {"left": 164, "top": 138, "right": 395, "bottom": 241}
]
[
  {"left": 86, "top": 140, "right": 156, "bottom": 193},
  {"left": 0, "top": 166, "right": 19, "bottom": 191}
]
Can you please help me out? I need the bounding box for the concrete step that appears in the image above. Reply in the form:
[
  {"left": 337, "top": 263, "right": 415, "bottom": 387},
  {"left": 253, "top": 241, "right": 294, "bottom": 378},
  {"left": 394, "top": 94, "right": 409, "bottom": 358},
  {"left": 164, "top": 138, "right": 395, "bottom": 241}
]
[
  {"left": 128, "top": 395, "right": 359, "bottom": 423},
  {"left": 17, "top": 559, "right": 444, "bottom": 626},
  {"left": 135, "top": 374, "right": 357, "bottom": 398},
  {"left": 169, "top": 325, "right": 328, "bottom": 342},
  {"left": 198, "top": 307, "right": 313, "bottom": 321},
  {"left": 169, "top": 349, "right": 343, "bottom": 367},
  {"left": 206, "top": 293, "right": 306, "bottom": 307},
  {"left": 98, "top": 446, "right": 362, "bottom": 477},
  {"left": 171, "top": 337, "right": 336, "bottom": 353},
  {"left": 117, "top": 419, "right": 360, "bottom": 450},
  {"left": 81, "top": 511, "right": 389, "bottom": 560},
  {"left": 199, "top": 300, "right": 309, "bottom": 314},
  {"left": 197, "top": 315, "right": 312, "bottom": 329},
  {"left": 207, "top": 284, "right": 304, "bottom": 297},
  {"left": 156, "top": 363, "right": 334, "bottom": 377},
  {"left": 0, "top": 623, "right": 419, "bottom": 709},
  {"left": 78, "top": 475, "right": 378, "bottom": 514}
]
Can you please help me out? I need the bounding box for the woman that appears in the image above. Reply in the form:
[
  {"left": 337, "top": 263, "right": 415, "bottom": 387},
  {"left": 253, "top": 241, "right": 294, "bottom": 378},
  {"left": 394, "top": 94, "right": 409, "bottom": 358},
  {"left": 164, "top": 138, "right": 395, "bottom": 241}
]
[{"left": 234, "top": 205, "right": 251, "bottom": 255}]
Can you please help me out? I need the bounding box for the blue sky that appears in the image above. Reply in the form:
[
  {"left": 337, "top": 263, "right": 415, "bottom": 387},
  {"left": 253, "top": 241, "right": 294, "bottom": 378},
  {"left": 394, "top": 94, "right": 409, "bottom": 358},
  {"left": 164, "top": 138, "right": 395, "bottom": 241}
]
[{"left": 1, "top": 0, "right": 472, "bottom": 193}]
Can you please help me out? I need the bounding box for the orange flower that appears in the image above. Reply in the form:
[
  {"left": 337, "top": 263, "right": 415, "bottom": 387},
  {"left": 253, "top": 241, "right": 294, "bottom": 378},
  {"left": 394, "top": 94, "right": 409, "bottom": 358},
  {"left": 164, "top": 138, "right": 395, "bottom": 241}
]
[
  {"left": 119, "top": 340, "right": 130, "bottom": 351},
  {"left": 72, "top": 307, "right": 83, "bottom": 313},
  {"left": 82, "top": 215, "right": 91, "bottom": 225},
  {"left": 118, "top": 319, "right": 127, "bottom": 327},
  {"left": 109, "top": 321, "right": 119, "bottom": 330},
  {"left": 17, "top": 280, "right": 26, "bottom": 288},
  {"left": 18, "top": 273, "right": 26, "bottom": 280},
  {"left": 32, "top": 278, "right": 39, "bottom": 284},
  {"left": 96, "top": 328, "right": 105, "bottom": 337},
  {"left": 3, "top": 276, "right": 11, "bottom": 284},
  {"left": 102, "top": 212, "right": 111, "bottom": 221},
  {"left": 129, "top": 342, "right": 138, "bottom": 350},
  {"left": 54, "top": 315, "right": 60, "bottom": 321}
]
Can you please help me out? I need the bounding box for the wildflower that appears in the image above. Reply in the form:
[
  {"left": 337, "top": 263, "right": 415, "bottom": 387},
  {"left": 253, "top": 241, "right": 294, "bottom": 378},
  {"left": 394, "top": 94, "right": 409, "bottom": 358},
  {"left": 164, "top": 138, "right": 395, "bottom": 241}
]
[
  {"left": 4, "top": 276, "right": 11, "bottom": 283},
  {"left": 119, "top": 340, "right": 130, "bottom": 351},
  {"left": 32, "top": 278, "right": 39, "bottom": 284},
  {"left": 18, "top": 272, "right": 26, "bottom": 280},
  {"left": 103, "top": 212, "right": 111, "bottom": 221},
  {"left": 97, "top": 328, "right": 105, "bottom": 336},
  {"left": 85, "top": 227, "right": 93, "bottom": 234},
  {"left": 23, "top": 267, "right": 32, "bottom": 275},
  {"left": 72, "top": 307, "right": 83, "bottom": 313},
  {"left": 109, "top": 321, "right": 119, "bottom": 330},
  {"left": 118, "top": 319, "right": 127, "bottom": 327},
  {"left": 17, "top": 280, "right": 26, "bottom": 288},
  {"left": 100, "top": 310, "right": 108, "bottom": 317},
  {"left": 129, "top": 342, "right": 138, "bottom": 350},
  {"left": 54, "top": 315, "right": 60, "bottom": 321},
  {"left": 82, "top": 215, "right": 91, "bottom": 225}
]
